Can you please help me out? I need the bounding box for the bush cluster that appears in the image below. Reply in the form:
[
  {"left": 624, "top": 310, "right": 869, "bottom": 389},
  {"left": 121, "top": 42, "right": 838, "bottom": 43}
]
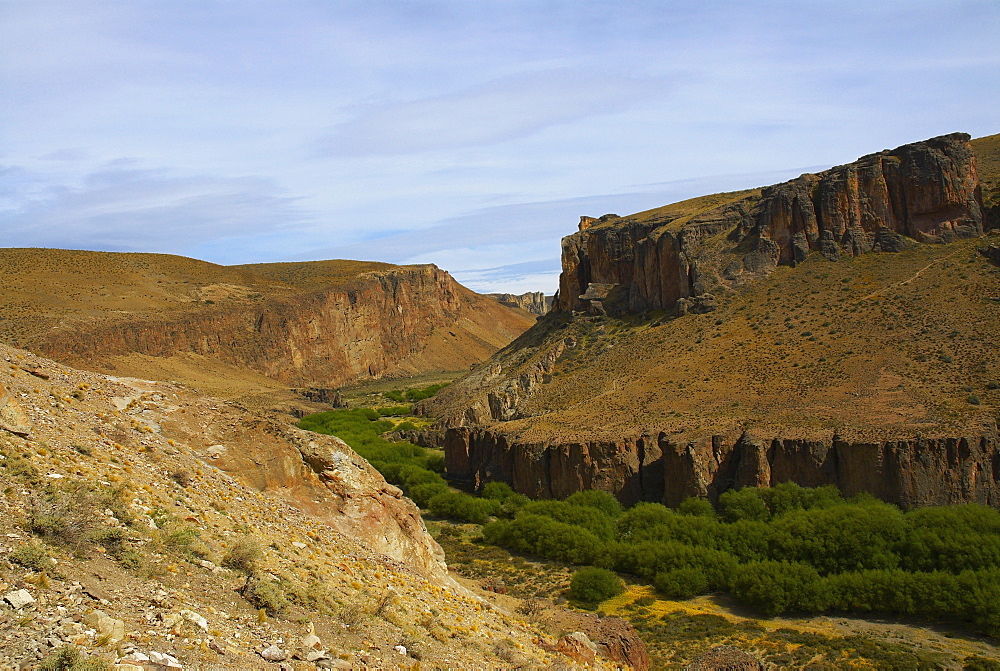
[
  {"left": 384, "top": 383, "right": 450, "bottom": 403},
  {"left": 300, "top": 407, "right": 493, "bottom": 524},
  {"left": 481, "top": 482, "right": 1000, "bottom": 635}
]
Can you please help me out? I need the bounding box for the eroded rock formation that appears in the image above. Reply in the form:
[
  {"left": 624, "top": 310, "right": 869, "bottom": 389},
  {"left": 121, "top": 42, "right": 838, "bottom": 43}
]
[
  {"left": 426, "top": 132, "right": 1000, "bottom": 509},
  {"left": 27, "top": 265, "right": 531, "bottom": 388},
  {"left": 557, "top": 133, "right": 983, "bottom": 315},
  {"left": 487, "top": 291, "right": 551, "bottom": 315},
  {"left": 443, "top": 427, "right": 1000, "bottom": 508}
]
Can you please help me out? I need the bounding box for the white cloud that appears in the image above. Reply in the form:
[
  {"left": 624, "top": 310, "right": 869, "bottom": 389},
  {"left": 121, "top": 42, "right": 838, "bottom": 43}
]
[
  {"left": 1, "top": 163, "right": 307, "bottom": 256},
  {"left": 317, "top": 70, "right": 672, "bottom": 156}
]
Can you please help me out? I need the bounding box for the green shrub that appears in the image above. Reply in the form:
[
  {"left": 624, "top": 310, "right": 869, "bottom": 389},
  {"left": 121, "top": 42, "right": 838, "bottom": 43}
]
[
  {"left": 483, "top": 515, "right": 605, "bottom": 564},
  {"left": 677, "top": 497, "right": 716, "bottom": 518},
  {"left": 718, "top": 487, "right": 769, "bottom": 522},
  {"left": 428, "top": 492, "right": 498, "bottom": 524},
  {"left": 570, "top": 567, "right": 623, "bottom": 606},
  {"left": 222, "top": 538, "right": 263, "bottom": 576},
  {"left": 654, "top": 567, "right": 709, "bottom": 599},
  {"left": 565, "top": 490, "right": 624, "bottom": 518},
  {"left": 481, "top": 481, "right": 515, "bottom": 501},
  {"left": 521, "top": 500, "right": 616, "bottom": 541},
  {"left": 10, "top": 543, "right": 53, "bottom": 572},
  {"left": 732, "top": 561, "right": 829, "bottom": 615},
  {"left": 242, "top": 578, "right": 287, "bottom": 614}
]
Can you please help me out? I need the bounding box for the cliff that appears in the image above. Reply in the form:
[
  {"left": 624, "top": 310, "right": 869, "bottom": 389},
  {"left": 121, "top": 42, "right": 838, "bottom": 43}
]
[
  {"left": 422, "top": 132, "right": 1000, "bottom": 509},
  {"left": 486, "top": 291, "right": 551, "bottom": 315},
  {"left": 557, "top": 133, "right": 983, "bottom": 314},
  {"left": 0, "top": 251, "right": 534, "bottom": 396}
]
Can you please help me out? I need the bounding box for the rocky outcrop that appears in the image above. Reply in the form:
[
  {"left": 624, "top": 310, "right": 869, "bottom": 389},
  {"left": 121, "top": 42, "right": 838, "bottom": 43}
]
[
  {"left": 29, "top": 265, "right": 531, "bottom": 388},
  {"left": 0, "top": 381, "right": 31, "bottom": 437},
  {"left": 445, "top": 427, "right": 1000, "bottom": 509},
  {"left": 544, "top": 610, "right": 650, "bottom": 671},
  {"left": 556, "top": 133, "right": 983, "bottom": 315},
  {"left": 487, "top": 291, "right": 550, "bottom": 315}
]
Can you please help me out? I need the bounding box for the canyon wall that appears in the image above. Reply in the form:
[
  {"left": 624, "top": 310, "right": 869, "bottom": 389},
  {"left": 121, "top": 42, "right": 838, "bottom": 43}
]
[
  {"left": 429, "top": 132, "right": 999, "bottom": 509},
  {"left": 556, "top": 133, "right": 983, "bottom": 314},
  {"left": 30, "top": 265, "right": 527, "bottom": 388},
  {"left": 487, "top": 291, "right": 550, "bottom": 316},
  {"left": 444, "top": 427, "right": 1000, "bottom": 509}
]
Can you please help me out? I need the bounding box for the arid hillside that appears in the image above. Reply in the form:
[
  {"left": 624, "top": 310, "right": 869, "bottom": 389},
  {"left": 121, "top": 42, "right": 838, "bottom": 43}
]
[
  {"left": 0, "top": 343, "right": 623, "bottom": 669},
  {"left": 422, "top": 132, "right": 1000, "bottom": 507},
  {"left": 0, "top": 251, "right": 534, "bottom": 404}
]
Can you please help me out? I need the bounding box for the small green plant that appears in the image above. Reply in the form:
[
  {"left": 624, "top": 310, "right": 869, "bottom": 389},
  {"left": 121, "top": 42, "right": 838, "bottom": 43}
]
[
  {"left": 242, "top": 578, "right": 287, "bottom": 615},
  {"left": 222, "top": 537, "right": 263, "bottom": 576},
  {"left": 10, "top": 543, "right": 53, "bottom": 572},
  {"left": 968, "top": 394, "right": 981, "bottom": 405},
  {"left": 38, "top": 645, "right": 111, "bottom": 670}
]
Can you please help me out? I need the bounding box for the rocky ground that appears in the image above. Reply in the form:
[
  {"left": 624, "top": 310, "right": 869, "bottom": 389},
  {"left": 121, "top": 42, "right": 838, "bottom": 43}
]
[{"left": 0, "top": 343, "right": 625, "bottom": 669}]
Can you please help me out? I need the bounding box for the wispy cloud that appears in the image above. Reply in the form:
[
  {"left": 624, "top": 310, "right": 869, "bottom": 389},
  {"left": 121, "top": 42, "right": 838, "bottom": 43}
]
[
  {"left": 1, "top": 163, "right": 306, "bottom": 256},
  {"left": 317, "top": 70, "right": 672, "bottom": 157}
]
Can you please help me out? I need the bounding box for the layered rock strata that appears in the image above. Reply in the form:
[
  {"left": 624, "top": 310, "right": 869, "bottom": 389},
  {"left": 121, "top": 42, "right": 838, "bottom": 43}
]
[
  {"left": 557, "top": 133, "right": 983, "bottom": 314},
  {"left": 443, "top": 427, "right": 999, "bottom": 508},
  {"left": 487, "top": 291, "right": 551, "bottom": 315},
  {"left": 427, "top": 132, "right": 999, "bottom": 509},
  {"left": 29, "top": 264, "right": 529, "bottom": 388}
]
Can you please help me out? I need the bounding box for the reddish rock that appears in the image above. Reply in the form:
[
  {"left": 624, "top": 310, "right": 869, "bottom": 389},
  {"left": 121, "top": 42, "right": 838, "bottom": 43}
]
[
  {"left": 27, "top": 265, "right": 530, "bottom": 389},
  {"left": 444, "top": 426, "right": 999, "bottom": 509},
  {"left": 554, "top": 133, "right": 983, "bottom": 315}
]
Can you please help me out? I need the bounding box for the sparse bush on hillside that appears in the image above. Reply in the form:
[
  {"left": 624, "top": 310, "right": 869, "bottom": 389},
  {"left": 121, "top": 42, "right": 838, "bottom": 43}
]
[
  {"left": 10, "top": 542, "right": 54, "bottom": 572},
  {"left": 242, "top": 578, "right": 288, "bottom": 615},
  {"left": 222, "top": 537, "right": 263, "bottom": 576}
]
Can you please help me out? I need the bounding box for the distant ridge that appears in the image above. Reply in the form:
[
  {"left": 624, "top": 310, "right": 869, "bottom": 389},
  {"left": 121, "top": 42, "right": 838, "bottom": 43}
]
[{"left": 0, "top": 250, "right": 534, "bottom": 401}]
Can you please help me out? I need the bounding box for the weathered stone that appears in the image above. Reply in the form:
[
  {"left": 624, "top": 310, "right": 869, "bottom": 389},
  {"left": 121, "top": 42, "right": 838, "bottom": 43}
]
[
  {"left": 146, "top": 651, "right": 183, "bottom": 669},
  {"left": 83, "top": 609, "right": 125, "bottom": 643},
  {"left": 179, "top": 608, "right": 208, "bottom": 631},
  {"left": 260, "top": 644, "right": 287, "bottom": 662},
  {"left": 0, "top": 383, "right": 31, "bottom": 437},
  {"left": 3, "top": 589, "right": 35, "bottom": 609},
  {"left": 556, "top": 632, "right": 598, "bottom": 665}
]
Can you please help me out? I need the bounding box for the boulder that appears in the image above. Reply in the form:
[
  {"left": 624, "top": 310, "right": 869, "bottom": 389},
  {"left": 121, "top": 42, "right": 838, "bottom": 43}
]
[
  {"left": 0, "top": 383, "right": 31, "bottom": 437},
  {"left": 556, "top": 632, "right": 598, "bottom": 665},
  {"left": 3, "top": 589, "right": 35, "bottom": 609}
]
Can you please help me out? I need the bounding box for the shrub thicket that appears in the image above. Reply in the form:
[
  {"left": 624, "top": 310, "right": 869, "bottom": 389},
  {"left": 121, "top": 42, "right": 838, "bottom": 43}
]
[{"left": 480, "top": 483, "right": 1000, "bottom": 636}]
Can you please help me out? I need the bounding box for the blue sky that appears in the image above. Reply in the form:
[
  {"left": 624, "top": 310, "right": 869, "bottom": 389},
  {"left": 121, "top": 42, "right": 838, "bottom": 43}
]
[{"left": 2, "top": 1, "right": 998, "bottom": 293}]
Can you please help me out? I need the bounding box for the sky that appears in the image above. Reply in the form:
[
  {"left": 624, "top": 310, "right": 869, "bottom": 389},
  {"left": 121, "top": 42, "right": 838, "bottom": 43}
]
[{"left": 2, "top": 1, "right": 998, "bottom": 294}]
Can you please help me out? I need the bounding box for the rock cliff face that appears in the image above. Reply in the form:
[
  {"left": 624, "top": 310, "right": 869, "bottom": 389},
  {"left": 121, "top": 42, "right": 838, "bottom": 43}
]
[
  {"left": 424, "top": 132, "right": 1000, "bottom": 509},
  {"left": 443, "top": 427, "right": 999, "bottom": 508},
  {"left": 487, "top": 291, "right": 550, "bottom": 315},
  {"left": 22, "top": 264, "right": 532, "bottom": 389},
  {"left": 557, "top": 133, "right": 983, "bottom": 314}
]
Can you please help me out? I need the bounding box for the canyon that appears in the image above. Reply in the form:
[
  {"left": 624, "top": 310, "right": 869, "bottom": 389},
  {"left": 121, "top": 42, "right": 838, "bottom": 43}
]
[
  {"left": 0, "top": 252, "right": 533, "bottom": 402},
  {"left": 423, "top": 132, "right": 1000, "bottom": 509}
]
